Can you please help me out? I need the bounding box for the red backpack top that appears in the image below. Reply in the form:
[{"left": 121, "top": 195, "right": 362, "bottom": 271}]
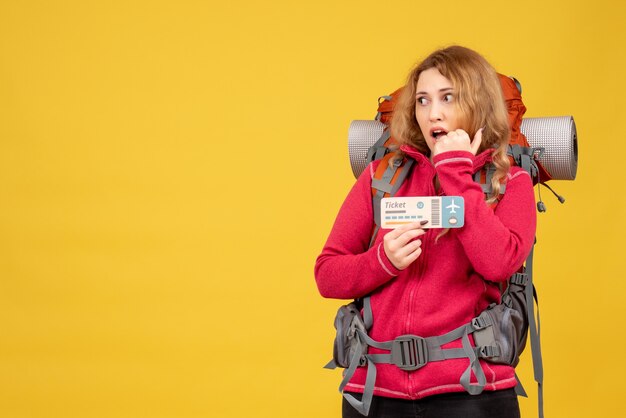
[{"left": 371, "top": 74, "right": 552, "bottom": 184}]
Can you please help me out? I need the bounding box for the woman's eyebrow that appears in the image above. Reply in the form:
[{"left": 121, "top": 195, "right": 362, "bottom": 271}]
[{"left": 415, "top": 87, "right": 454, "bottom": 95}]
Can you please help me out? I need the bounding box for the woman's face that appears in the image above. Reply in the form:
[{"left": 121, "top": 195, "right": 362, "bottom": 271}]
[{"left": 414, "top": 68, "right": 462, "bottom": 154}]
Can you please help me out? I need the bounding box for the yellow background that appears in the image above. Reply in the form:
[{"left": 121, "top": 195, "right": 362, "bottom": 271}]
[{"left": 1, "top": 1, "right": 624, "bottom": 417}]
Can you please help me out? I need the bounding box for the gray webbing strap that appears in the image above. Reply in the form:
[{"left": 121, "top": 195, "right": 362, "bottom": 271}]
[
  {"left": 514, "top": 373, "right": 528, "bottom": 397},
  {"left": 371, "top": 179, "right": 393, "bottom": 194},
  {"left": 474, "top": 166, "right": 490, "bottom": 193},
  {"left": 374, "top": 131, "right": 391, "bottom": 161},
  {"left": 374, "top": 96, "right": 393, "bottom": 121},
  {"left": 525, "top": 245, "right": 544, "bottom": 418},
  {"left": 426, "top": 315, "right": 489, "bottom": 348},
  {"left": 483, "top": 165, "right": 496, "bottom": 194},
  {"left": 521, "top": 154, "right": 532, "bottom": 176},
  {"left": 341, "top": 307, "right": 378, "bottom": 416},
  {"left": 473, "top": 164, "right": 507, "bottom": 195},
  {"left": 390, "top": 158, "right": 414, "bottom": 195},
  {"left": 366, "top": 344, "right": 497, "bottom": 364},
  {"left": 459, "top": 324, "right": 487, "bottom": 395},
  {"left": 370, "top": 157, "right": 414, "bottom": 243},
  {"left": 368, "top": 225, "right": 380, "bottom": 250},
  {"left": 338, "top": 334, "right": 376, "bottom": 416},
  {"left": 343, "top": 356, "right": 376, "bottom": 416},
  {"left": 509, "top": 145, "right": 527, "bottom": 173},
  {"left": 508, "top": 144, "right": 543, "bottom": 179},
  {"left": 362, "top": 297, "right": 373, "bottom": 331},
  {"left": 324, "top": 358, "right": 337, "bottom": 369},
  {"left": 372, "top": 192, "right": 386, "bottom": 228},
  {"left": 356, "top": 329, "right": 393, "bottom": 351},
  {"left": 338, "top": 337, "right": 365, "bottom": 393},
  {"left": 473, "top": 170, "right": 481, "bottom": 184},
  {"left": 372, "top": 157, "right": 415, "bottom": 227},
  {"left": 372, "top": 159, "right": 399, "bottom": 227},
  {"left": 366, "top": 129, "right": 391, "bottom": 163}
]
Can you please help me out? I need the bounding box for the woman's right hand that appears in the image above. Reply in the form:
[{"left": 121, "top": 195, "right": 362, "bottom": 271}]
[{"left": 383, "top": 222, "right": 427, "bottom": 270}]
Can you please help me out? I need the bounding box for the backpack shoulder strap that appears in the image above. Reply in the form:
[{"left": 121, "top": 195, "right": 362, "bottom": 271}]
[
  {"left": 523, "top": 244, "right": 544, "bottom": 418},
  {"left": 371, "top": 153, "right": 415, "bottom": 226},
  {"left": 473, "top": 163, "right": 507, "bottom": 197}
]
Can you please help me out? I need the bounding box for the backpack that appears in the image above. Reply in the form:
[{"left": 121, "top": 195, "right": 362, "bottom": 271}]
[{"left": 326, "top": 75, "right": 578, "bottom": 417}]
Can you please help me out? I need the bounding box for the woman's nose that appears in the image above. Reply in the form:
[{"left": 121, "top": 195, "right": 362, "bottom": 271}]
[{"left": 429, "top": 102, "right": 443, "bottom": 121}]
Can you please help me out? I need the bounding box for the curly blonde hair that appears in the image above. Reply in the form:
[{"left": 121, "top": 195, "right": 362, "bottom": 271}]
[{"left": 391, "top": 46, "right": 510, "bottom": 203}]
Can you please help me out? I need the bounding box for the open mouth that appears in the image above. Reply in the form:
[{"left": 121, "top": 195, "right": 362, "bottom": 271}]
[{"left": 430, "top": 129, "right": 448, "bottom": 140}]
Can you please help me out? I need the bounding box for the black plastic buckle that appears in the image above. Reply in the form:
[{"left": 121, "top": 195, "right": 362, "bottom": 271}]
[
  {"left": 479, "top": 345, "right": 501, "bottom": 358},
  {"left": 510, "top": 272, "right": 528, "bottom": 286},
  {"left": 391, "top": 335, "right": 428, "bottom": 371},
  {"left": 472, "top": 316, "right": 488, "bottom": 329}
]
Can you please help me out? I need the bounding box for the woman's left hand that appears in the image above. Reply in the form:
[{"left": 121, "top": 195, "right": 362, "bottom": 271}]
[{"left": 432, "top": 128, "right": 483, "bottom": 157}]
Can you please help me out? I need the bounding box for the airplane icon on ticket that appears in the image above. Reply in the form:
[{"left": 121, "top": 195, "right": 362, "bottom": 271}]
[{"left": 446, "top": 199, "right": 460, "bottom": 214}]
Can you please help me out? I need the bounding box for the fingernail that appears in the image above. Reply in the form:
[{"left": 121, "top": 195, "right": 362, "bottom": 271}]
[
  {"left": 420, "top": 220, "right": 429, "bottom": 225},
  {"left": 480, "top": 126, "right": 486, "bottom": 132}
]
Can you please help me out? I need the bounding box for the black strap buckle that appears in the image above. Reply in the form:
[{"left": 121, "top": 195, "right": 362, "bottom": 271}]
[
  {"left": 479, "top": 345, "right": 501, "bottom": 358},
  {"left": 391, "top": 335, "right": 428, "bottom": 371},
  {"left": 510, "top": 272, "right": 528, "bottom": 286},
  {"left": 472, "top": 316, "right": 488, "bottom": 330}
]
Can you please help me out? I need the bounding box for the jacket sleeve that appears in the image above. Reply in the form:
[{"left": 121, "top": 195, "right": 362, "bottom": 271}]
[
  {"left": 314, "top": 162, "right": 401, "bottom": 299},
  {"left": 433, "top": 150, "right": 537, "bottom": 282}
]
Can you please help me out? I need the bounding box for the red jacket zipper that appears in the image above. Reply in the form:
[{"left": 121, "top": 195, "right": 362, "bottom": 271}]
[{"left": 404, "top": 174, "right": 436, "bottom": 397}]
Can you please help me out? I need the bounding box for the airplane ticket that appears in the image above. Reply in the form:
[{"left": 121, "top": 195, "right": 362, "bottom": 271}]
[{"left": 380, "top": 196, "right": 465, "bottom": 229}]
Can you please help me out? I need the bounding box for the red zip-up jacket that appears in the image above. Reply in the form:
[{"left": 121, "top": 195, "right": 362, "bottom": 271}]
[{"left": 315, "top": 146, "right": 536, "bottom": 400}]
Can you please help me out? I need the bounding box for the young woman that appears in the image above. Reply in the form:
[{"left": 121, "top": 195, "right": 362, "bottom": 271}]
[{"left": 315, "top": 46, "right": 536, "bottom": 418}]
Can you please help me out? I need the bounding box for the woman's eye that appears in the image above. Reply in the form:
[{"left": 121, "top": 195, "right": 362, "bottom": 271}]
[
  {"left": 416, "top": 97, "right": 428, "bottom": 105},
  {"left": 443, "top": 93, "right": 453, "bottom": 103}
]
